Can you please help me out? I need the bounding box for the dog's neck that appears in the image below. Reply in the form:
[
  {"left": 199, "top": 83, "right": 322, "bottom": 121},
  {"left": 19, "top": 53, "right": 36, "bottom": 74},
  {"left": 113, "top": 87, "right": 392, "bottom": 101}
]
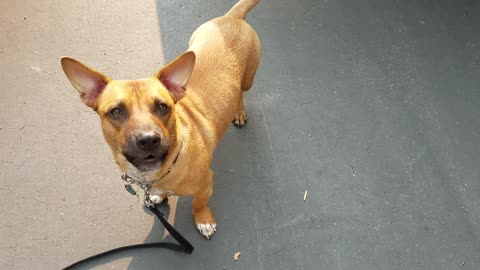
[{"left": 125, "top": 163, "right": 161, "bottom": 183}]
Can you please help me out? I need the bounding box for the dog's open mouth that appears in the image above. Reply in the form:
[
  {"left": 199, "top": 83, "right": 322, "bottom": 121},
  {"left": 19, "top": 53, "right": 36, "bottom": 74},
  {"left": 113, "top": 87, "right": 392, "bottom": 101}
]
[
  {"left": 143, "top": 154, "right": 157, "bottom": 162},
  {"left": 136, "top": 152, "right": 166, "bottom": 171},
  {"left": 123, "top": 150, "right": 168, "bottom": 172}
]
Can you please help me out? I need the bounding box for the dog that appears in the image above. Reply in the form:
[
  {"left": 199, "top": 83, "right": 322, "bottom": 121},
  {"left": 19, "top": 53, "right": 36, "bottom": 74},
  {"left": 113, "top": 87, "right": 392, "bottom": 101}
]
[{"left": 60, "top": 0, "right": 261, "bottom": 239}]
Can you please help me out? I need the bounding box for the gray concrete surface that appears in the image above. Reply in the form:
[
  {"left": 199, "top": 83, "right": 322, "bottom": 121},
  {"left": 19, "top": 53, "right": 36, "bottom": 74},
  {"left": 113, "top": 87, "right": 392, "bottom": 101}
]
[{"left": 1, "top": 0, "right": 480, "bottom": 269}]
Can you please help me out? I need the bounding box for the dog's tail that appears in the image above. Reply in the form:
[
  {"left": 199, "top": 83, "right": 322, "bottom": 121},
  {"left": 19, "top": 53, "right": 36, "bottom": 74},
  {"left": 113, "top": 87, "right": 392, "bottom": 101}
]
[{"left": 225, "top": 0, "right": 259, "bottom": 19}]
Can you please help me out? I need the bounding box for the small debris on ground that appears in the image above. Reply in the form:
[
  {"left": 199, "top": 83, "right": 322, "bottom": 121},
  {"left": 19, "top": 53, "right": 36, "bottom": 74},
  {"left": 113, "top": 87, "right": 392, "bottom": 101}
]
[
  {"left": 304, "top": 190, "right": 308, "bottom": 201},
  {"left": 234, "top": 251, "right": 241, "bottom": 261}
]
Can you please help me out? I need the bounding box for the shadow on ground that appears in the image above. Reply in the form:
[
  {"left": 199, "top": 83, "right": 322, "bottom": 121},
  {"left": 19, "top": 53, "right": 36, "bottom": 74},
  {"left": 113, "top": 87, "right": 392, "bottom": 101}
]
[{"left": 128, "top": 0, "right": 480, "bottom": 269}]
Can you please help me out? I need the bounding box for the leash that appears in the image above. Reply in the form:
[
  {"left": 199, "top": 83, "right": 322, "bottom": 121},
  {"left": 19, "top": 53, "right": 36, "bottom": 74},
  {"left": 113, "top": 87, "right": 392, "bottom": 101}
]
[
  {"left": 62, "top": 204, "right": 194, "bottom": 270},
  {"left": 64, "top": 144, "right": 189, "bottom": 269}
]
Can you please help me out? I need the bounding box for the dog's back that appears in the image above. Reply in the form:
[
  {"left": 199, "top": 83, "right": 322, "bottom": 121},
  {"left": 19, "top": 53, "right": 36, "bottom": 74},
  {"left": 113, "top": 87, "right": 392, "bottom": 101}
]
[{"left": 182, "top": 0, "right": 261, "bottom": 139}]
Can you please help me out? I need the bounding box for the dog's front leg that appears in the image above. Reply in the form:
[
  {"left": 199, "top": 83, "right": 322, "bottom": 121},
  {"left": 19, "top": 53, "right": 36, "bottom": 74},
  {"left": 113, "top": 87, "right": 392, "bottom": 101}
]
[
  {"left": 192, "top": 171, "right": 217, "bottom": 239},
  {"left": 148, "top": 186, "right": 169, "bottom": 205},
  {"left": 149, "top": 193, "right": 168, "bottom": 205}
]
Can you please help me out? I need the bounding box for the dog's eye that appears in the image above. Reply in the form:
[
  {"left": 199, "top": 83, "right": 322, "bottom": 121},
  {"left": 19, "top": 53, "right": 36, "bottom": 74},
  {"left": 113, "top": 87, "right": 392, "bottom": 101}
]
[
  {"left": 156, "top": 103, "right": 169, "bottom": 113},
  {"left": 109, "top": 107, "right": 123, "bottom": 117}
]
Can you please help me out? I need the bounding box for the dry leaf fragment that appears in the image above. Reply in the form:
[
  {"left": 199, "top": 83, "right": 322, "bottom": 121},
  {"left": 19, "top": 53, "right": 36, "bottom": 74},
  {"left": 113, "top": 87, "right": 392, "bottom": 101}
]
[
  {"left": 234, "top": 252, "right": 241, "bottom": 261},
  {"left": 304, "top": 190, "right": 308, "bottom": 201}
]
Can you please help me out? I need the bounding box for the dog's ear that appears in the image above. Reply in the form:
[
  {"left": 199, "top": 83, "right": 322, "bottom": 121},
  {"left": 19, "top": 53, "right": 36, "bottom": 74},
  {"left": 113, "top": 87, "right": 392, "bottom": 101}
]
[
  {"left": 60, "top": 57, "right": 111, "bottom": 110},
  {"left": 155, "top": 51, "right": 196, "bottom": 102}
]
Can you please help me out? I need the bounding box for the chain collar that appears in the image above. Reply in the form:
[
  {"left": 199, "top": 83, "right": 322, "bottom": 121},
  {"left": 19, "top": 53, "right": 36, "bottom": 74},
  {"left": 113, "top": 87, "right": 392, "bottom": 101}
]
[{"left": 121, "top": 168, "right": 172, "bottom": 206}]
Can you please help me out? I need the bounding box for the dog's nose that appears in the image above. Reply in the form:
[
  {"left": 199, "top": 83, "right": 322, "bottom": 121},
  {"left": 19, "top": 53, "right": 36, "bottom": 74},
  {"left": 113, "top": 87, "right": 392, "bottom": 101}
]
[{"left": 135, "top": 133, "right": 161, "bottom": 151}]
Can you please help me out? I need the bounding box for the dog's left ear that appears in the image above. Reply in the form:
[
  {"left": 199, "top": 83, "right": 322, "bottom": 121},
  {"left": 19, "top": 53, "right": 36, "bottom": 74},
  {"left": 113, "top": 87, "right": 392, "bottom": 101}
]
[{"left": 155, "top": 51, "right": 196, "bottom": 102}]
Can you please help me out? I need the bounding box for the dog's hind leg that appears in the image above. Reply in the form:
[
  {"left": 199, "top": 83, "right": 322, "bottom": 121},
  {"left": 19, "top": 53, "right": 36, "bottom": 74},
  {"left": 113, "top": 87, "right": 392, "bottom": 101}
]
[
  {"left": 240, "top": 45, "right": 260, "bottom": 92},
  {"left": 232, "top": 93, "right": 248, "bottom": 128},
  {"left": 232, "top": 35, "right": 260, "bottom": 128}
]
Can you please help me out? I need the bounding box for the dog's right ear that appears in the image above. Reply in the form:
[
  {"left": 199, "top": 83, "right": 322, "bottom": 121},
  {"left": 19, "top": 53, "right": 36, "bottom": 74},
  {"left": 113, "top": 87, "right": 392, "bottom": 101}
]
[
  {"left": 60, "top": 57, "right": 111, "bottom": 110},
  {"left": 155, "top": 51, "right": 196, "bottom": 102}
]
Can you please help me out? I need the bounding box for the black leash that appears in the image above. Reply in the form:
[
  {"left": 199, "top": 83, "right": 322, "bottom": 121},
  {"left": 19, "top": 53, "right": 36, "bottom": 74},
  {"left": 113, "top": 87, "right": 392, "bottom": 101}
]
[{"left": 62, "top": 205, "right": 194, "bottom": 270}]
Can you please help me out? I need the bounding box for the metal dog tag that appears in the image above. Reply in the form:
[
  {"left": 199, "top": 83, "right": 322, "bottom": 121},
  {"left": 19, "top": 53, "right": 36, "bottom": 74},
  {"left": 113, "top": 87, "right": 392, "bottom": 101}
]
[{"left": 124, "top": 184, "right": 137, "bottom": 195}]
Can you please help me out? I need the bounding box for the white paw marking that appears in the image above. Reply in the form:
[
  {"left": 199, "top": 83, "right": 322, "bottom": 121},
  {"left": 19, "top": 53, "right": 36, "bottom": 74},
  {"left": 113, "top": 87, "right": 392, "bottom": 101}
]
[
  {"left": 196, "top": 223, "right": 217, "bottom": 239},
  {"left": 149, "top": 195, "right": 165, "bottom": 205}
]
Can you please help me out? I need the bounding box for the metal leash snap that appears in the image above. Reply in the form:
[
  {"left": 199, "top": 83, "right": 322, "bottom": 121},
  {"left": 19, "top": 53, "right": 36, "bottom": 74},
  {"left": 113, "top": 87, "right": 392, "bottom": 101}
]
[{"left": 143, "top": 186, "right": 155, "bottom": 208}]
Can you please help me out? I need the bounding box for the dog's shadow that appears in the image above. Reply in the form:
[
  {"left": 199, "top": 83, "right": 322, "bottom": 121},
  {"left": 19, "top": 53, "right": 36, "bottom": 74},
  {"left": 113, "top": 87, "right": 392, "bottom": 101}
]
[
  {"left": 128, "top": 203, "right": 185, "bottom": 269},
  {"left": 127, "top": 198, "right": 200, "bottom": 269}
]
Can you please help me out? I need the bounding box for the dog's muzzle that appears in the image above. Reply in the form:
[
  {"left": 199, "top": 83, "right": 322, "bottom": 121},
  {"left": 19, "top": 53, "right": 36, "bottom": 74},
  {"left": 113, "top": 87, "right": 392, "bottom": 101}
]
[{"left": 123, "top": 132, "right": 169, "bottom": 172}]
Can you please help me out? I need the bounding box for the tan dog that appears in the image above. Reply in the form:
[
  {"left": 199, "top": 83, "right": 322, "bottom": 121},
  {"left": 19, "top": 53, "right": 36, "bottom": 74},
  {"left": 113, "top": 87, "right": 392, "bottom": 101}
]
[{"left": 60, "top": 0, "right": 260, "bottom": 239}]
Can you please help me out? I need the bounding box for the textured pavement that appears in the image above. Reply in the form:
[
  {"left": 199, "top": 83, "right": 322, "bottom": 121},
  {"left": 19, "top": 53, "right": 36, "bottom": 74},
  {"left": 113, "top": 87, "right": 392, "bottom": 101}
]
[{"left": 1, "top": 0, "right": 480, "bottom": 269}]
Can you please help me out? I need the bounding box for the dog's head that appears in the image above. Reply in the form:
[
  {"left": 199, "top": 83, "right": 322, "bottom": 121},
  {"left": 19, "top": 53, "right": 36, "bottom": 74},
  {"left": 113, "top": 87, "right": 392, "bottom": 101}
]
[{"left": 60, "top": 52, "right": 195, "bottom": 172}]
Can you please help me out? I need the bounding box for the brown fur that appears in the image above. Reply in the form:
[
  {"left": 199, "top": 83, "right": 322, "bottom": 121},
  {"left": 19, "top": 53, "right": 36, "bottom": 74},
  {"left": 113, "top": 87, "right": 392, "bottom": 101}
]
[{"left": 60, "top": 0, "right": 260, "bottom": 238}]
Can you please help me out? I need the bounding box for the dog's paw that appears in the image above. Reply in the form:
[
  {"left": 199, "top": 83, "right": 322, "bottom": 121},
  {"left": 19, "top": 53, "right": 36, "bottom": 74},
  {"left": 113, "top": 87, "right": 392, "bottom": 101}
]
[
  {"left": 149, "top": 194, "right": 166, "bottom": 205},
  {"left": 232, "top": 110, "right": 247, "bottom": 128},
  {"left": 196, "top": 223, "right": 217, "bottom": 239}
]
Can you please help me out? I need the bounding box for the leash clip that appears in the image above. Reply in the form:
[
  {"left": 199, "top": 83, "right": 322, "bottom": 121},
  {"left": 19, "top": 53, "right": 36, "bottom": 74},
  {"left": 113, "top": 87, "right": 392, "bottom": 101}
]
[{"left": 143, "top": 187, "right": 154, "bottom": 208}]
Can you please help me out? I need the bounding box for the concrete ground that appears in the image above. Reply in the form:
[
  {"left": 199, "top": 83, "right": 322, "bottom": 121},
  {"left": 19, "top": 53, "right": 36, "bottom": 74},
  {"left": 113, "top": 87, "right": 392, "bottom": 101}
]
[{"left": 1, "top": 0, "right": 479, "bottom": 269}]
